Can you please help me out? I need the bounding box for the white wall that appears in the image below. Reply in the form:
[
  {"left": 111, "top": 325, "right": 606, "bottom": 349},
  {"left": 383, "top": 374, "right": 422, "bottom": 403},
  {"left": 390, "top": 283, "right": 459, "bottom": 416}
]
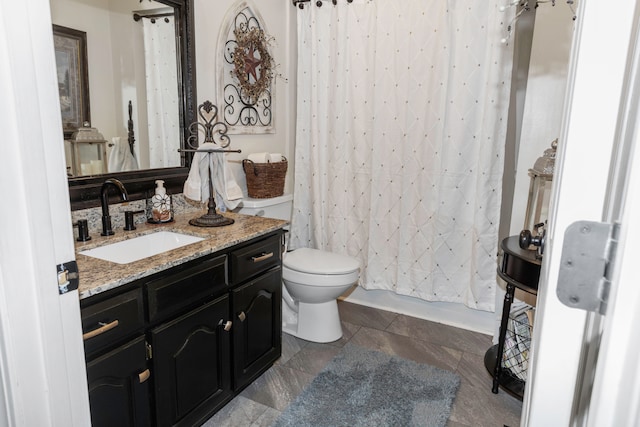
[
  {"left": 510, "top": 4, "right": 576, "bottom": 236},
  {"left": 50, "top": 0, "right": 119, "bottom": 139},
  {"left": 194, "top": 0, "right": 296, "bottom": 196},
  {"left": 496, "top": 2, "right": 576, "bottom": 315}
]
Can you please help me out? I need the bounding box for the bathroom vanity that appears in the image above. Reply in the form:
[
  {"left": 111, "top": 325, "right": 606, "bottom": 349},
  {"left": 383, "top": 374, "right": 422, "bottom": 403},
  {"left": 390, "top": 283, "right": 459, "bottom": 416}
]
[{"left": 76, "top": 212, "right": 286, "bottom": 427}]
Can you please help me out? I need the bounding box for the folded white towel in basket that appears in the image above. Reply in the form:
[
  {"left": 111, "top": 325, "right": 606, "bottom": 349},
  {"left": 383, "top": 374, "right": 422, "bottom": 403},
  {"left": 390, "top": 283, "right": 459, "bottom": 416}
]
[
  {"left": 183, "top": 143, "right": 242, "bottom": 211},
  {"left": 269, "top": 153, "right": 282, "bottom": 163},
  {"left": 247, "top": 152, "right": 270, "bottom": 163}
]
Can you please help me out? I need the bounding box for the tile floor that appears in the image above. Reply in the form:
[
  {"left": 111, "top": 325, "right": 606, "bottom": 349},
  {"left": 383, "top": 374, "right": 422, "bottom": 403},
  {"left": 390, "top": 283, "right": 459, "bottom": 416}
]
[{"left": 204, "top": 301, "right": 523, "bottom": 427}]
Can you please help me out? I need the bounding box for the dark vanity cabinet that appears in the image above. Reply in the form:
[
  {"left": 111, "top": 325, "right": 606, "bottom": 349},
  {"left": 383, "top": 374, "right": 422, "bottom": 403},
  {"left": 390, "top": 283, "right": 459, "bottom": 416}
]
[
  {"left": 145, "top": 254, "right": 231, "bottom": 427},
  {"left": 229, "top": 236, "right": 283, "bottom": 391},
  {"left": 82, "top": 288, "right": 150, "bottom": 427},
  {"left": 80, "top": 231, "right": 283, "bottom": 427}
]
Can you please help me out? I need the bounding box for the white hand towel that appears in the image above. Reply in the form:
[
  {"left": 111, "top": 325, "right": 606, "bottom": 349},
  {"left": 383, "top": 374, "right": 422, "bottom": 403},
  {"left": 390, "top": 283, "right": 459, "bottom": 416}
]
[
  {"left": 108, "top": 137, "right": 124, "bottom": 173},
  {"left": 225, "top": 164, "right": 243, "bottom": 202},
  {"left": 183, "top": 147, "right": 203, "bottom": 201},
  {"left": 183, "top": 142, "right": 242, "bottom": 211},
  {"left": 108, "top": 137, "right": 138, "bottom": 173},
  {"left": 247, "top": 152, "right": 270, "bottom": 163},
  {"left": 209, "top": 150, "right": 242, "bottom": 212},
  {"left": 121, "top": 143, "right": 138, "bottom": 171}
]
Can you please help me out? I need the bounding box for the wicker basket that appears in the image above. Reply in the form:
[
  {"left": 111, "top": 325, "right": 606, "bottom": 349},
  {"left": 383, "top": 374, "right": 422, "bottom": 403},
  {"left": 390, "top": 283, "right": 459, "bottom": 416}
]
[{"left": 242, "top": 157, "right": 287, "bottom": 198}]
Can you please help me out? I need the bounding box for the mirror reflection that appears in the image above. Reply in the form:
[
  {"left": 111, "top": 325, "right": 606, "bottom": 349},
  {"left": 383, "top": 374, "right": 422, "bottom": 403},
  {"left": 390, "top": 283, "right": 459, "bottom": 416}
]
[{"left": 50, "top": 0, "right": 182, "bottom": 177}]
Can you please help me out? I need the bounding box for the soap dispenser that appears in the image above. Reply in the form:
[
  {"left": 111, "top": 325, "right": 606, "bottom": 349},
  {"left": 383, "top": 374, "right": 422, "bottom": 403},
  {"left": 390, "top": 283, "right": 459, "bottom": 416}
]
[{"left": 149, "top": 180, "right": 173, "bottom": 223}]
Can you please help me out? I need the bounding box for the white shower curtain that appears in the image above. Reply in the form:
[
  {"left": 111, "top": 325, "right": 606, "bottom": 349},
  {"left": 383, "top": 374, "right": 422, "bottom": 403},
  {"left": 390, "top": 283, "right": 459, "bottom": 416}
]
[
  {"left": 142, "top": 16, "right": 180, "bottom": 168},
  {"left": 290, "top": 0, "right": 514, "bottom": 311}
]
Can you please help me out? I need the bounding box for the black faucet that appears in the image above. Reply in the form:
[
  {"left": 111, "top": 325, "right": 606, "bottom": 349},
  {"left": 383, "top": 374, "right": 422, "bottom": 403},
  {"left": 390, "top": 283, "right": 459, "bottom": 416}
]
[{"left": 101, "top": 178, "right": 129, "bottom": 236}]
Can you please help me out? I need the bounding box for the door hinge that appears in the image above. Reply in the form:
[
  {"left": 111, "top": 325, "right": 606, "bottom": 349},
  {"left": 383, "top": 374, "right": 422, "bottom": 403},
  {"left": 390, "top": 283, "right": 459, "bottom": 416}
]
[
  {"left": 557, "top": 221, "right": 619, "bottom": 315},
  {"left": 57, "top": 261, "right": 79, "bottom": 295},
  {"left": 145, "top": 341, "right": 153, "bottom": 360}
]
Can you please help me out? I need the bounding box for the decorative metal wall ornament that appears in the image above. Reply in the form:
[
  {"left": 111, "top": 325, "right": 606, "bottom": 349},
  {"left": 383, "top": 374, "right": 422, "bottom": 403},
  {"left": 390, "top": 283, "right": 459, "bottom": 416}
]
[
  {"left": 231, "top": 25, "right": 274, "bottom": 105},
  {"left": 218, "top": 3, "right": 275, "bottom": 134}
]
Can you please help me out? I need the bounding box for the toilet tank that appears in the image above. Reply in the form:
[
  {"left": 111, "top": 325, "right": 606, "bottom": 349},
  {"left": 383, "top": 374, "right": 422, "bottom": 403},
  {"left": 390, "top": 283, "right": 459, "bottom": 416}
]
[{"left": 234, "top": 193, "right": 293, "bottom": 221}]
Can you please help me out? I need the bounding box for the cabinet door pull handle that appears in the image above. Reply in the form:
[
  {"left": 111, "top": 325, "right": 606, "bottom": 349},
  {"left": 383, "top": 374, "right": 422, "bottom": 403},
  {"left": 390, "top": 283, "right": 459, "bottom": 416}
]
[
  {"left": 238, "top": 311, "right": 246, "bottom": 322},
  {"left": 138, "top": 369, "right": 151, "bottom": 384},
  {"left": 82, "top": 320, "right": 119, "bottom": 341},
  {"left": 251, "top": 252, "right": 274, "bottom": 263},
  {"left": 224, "top": 321, "right": 233, "bottom": 331}
]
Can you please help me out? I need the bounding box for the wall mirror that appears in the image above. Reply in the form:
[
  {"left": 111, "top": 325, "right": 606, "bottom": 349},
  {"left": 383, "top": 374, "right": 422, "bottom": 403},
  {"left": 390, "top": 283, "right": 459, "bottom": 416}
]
[{"left": 50, "top": 0, "right": 196, "bottom": 210}]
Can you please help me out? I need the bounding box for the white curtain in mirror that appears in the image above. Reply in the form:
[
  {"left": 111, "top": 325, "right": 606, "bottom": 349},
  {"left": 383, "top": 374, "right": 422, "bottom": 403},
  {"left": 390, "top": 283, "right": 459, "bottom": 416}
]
[
  {"left": 289, "top": 0, "right": 514, "bottom": 311},
  {"left": 142, "top": 16, "right": 180, "bottom": 168}
]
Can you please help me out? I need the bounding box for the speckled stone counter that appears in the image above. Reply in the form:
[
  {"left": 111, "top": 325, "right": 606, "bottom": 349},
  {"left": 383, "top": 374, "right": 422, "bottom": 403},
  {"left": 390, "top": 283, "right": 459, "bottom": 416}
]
[{"left": 75, "top": 210, "right": 287, "bottom": 300}]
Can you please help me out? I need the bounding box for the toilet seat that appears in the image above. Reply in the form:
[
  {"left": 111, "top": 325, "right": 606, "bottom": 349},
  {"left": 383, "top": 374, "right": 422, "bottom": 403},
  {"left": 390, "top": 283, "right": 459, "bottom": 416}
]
[
  {"left": 284, "top": 248, "right": 360, "bottom": 274},
  {"left": 283, "top": 248, "right": 360, "bottom": 287}
]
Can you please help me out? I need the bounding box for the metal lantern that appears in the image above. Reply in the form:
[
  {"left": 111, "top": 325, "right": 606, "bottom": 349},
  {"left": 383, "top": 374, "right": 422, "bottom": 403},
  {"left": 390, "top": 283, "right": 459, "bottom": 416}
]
[
  {"left": 522, "top": 139, "right": 557, "bottom": 248},
  {"left": 67, "top": 124, "right": 108, "bottom": 176}
]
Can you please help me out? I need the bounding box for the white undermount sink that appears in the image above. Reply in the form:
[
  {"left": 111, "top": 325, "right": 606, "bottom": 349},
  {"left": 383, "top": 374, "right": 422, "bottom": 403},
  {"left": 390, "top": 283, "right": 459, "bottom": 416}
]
[{"left": 79, "top": 231, "right": 205, "bottom": 264}]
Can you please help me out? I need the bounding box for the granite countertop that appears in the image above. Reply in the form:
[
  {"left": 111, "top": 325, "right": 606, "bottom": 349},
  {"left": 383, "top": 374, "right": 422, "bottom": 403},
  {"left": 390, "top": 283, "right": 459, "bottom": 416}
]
[{"left": 75, "top": 211, "right": 288, "bottom": 300}]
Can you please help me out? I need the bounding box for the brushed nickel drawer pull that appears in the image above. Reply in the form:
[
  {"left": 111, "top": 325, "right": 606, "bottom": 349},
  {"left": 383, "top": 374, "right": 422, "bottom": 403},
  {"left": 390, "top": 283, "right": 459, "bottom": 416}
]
[
  {"left": 82, "top": 320, "right": 119, "bottom": 341},
  {"left": 224, "top": 321, "right": 233, "bottom": 331},
  {"left": 138, "top": 369, "right": 150, "bottom": 384},
  {"left": 238, "top": 311, "right": 246, "bottom": 322},
  {"left": 251, "top": 252, "right": 274, "bottom": 263}
]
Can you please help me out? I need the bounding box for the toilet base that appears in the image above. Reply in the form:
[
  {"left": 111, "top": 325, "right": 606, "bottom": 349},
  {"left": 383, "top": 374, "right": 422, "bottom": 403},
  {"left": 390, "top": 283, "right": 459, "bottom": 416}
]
[{"left": 282, "top": 299, "right": 343, "bottom": 343}]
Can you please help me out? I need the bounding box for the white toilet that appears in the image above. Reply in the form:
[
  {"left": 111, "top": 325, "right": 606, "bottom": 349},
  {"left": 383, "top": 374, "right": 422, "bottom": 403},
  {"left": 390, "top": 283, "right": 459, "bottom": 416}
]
[{"left": 234, "top": 194, "right": 360, "bottom": 343}]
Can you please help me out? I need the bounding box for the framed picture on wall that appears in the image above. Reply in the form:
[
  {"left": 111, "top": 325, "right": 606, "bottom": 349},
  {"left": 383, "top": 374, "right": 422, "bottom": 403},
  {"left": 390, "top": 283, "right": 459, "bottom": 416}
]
[{"left": 53, "top": 24, "right": 90, "bottom": 138}]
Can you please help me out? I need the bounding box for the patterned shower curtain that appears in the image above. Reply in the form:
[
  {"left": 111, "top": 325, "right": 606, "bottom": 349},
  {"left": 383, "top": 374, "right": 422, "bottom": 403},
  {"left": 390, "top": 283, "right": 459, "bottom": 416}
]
[
  {"left": 142, "top": 15, "right": 180, "bottom": 169},
  {"left": 289, "top": 0, "right": 514, "bottom": 311}
]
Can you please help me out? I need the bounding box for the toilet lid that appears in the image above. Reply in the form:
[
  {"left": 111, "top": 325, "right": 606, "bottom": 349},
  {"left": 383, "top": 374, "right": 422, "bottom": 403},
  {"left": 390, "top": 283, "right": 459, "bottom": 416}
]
[{"left": 284, "top": 248, "right": 360, "bottom": 275}]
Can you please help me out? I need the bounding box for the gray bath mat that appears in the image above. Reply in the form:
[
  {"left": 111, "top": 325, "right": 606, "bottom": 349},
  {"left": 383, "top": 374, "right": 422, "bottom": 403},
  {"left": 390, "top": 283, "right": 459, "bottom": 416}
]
[{"left": 272, "top": 344, "right": 460, "bottom": 427}]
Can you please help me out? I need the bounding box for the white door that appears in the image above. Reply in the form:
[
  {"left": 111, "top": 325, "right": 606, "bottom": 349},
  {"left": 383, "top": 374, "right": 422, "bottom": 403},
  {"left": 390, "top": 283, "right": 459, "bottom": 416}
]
[
  {"left": 522, "top": 0, "right": 640, "bottom": 425},
  {"left": 0, "top": 0, "right": 91, "bottom": 425}
]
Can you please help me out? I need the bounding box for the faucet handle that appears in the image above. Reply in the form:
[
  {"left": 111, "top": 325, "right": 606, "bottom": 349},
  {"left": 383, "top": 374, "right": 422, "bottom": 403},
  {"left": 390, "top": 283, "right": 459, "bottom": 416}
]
[
  {"left": 124, "top": 210, "right": 145, "bottom": 231},
  {"left": 73, "top": 219, "right": 91, "bottom": 242}
]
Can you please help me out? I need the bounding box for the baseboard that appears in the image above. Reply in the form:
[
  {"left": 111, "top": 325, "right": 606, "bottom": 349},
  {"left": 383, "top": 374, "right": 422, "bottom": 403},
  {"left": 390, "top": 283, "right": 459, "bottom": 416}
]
[{"left": 340, "top": 286, "right": 495, "bottom": 336}]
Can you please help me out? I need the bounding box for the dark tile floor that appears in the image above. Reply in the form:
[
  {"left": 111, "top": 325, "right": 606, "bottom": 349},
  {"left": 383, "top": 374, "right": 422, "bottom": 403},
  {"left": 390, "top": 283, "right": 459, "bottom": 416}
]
[{"left": 204, "top": 301, "right": 522, "bottom": 427}]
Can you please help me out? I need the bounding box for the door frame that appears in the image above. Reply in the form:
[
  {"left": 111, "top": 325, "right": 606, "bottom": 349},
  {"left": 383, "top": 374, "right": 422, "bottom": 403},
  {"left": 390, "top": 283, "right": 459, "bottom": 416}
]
[
  {"left": 0, "top": 0, "right": 90, "bottom": 425},
  {"left": 522, "top": 0, "right": 639, "bottom": 425}
]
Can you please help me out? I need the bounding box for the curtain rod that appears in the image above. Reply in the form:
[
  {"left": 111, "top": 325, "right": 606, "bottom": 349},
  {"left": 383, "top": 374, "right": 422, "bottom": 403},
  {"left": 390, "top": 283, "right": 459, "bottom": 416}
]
[
  {"left": 133, "top": 12, "right": 173, "bottom": 22},
  {"left": 292, "top": 0, "right": 353, "bottom": 9}
]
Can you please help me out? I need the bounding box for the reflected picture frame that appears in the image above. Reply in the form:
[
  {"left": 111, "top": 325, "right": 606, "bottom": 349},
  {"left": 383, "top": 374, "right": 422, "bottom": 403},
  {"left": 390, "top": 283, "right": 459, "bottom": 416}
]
[{"left": 53, "top": 24, "right": 90, "bottom": 138}]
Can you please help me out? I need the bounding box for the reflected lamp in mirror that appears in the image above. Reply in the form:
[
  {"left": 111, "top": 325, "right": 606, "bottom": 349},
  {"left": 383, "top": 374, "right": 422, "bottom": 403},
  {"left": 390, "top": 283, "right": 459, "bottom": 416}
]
[
  {"left": 66, "top": 124, "right": 108, "bottom": 177},
  {"left": 522, "top": 138, "right": 557, "bottom": 249}
]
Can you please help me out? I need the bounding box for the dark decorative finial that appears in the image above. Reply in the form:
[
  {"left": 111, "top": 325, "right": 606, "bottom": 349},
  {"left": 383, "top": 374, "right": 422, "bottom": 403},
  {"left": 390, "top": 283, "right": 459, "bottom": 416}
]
[{"left": 202, "top": 100, "right": 215, "bottom": 114}]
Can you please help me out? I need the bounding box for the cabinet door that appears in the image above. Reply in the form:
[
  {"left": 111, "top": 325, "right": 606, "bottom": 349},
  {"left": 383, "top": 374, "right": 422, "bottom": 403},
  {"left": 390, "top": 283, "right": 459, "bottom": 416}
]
[
  {"left": 231, "top": 267, "right": 282, "bottom": 391},
  {"left": 86, "top": 335, "right": 151, "bottom": 427},
  {"left": 150, "top": 295, "right": 232, "bottom": 427}
]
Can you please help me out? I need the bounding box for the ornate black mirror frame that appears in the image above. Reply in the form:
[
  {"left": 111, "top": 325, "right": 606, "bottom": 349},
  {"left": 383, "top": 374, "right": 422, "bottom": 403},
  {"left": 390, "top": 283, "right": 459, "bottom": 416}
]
[{"left": 68, "top": 0, "right": 196, "bottom": 210}]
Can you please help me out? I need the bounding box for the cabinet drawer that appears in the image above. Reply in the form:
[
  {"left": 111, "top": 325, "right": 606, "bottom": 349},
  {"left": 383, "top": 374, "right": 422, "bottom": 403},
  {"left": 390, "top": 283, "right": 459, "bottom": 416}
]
[
  {"left": 146, "top": 254, "right": 227, "bottom": 323},
  {"left": 230, "top": 234, "right": 281, "bottom": 285},
  {"left": 82, "top": 288, "right": 145, "bottom": 358}
]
